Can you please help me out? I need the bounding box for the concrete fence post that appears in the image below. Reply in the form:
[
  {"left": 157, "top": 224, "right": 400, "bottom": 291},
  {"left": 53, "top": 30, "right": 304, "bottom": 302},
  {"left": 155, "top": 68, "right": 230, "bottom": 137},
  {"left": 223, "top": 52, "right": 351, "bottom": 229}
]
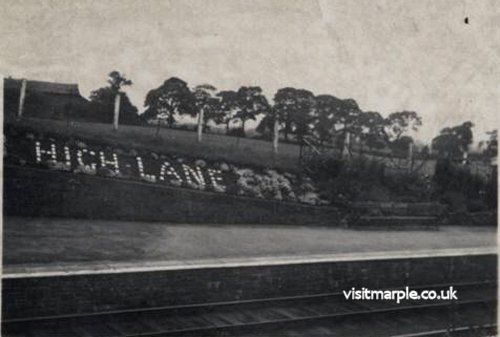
[
  {"left": 197, "top": 109, "right": 204, "bottom": 143},
  {"left": 342, "top": 131, "right": 350, "bottom": 158},
  {"left": 462, "top": 151, "right": 468, "bottom": 165},
  {"left": 273, "top": 118, "right": 279, "bottom": 154},
  {"left": 18, "top": 79, "right": 27, "bottom": 118},
  {"left": 113, "top": 93, "right": 121, "bottom": 131}
]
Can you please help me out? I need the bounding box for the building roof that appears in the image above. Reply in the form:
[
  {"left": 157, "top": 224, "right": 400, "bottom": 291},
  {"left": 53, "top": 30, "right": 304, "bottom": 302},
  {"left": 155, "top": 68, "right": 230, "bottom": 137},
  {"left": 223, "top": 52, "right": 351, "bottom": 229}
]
[{"left": 4, "top": 78, "right": 81, "bottom": 95}]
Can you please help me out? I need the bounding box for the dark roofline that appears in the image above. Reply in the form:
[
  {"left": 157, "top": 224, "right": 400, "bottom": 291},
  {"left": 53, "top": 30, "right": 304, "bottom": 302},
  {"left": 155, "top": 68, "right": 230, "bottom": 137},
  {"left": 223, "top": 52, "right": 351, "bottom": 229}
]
[{"left": 4, "top": 78, "right": 82, "bottom": 96}]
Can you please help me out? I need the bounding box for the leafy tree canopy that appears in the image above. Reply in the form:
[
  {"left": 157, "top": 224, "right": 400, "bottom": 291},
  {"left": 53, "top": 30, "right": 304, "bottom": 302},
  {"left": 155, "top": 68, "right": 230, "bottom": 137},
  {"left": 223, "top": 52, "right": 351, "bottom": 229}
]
[
  {"left": 107, "top": 70, "right": 132, "bottom": 93},
  {"left": 314, "top": 94, "right": 345, "bottom": 144},
  {"left": 384, "top": 111, "right": 422, "bottom": 141},
  {"left": 274, "top": 87, "right": 315, "bottom": 142},
  {"left": 216, "top": 90, "right": 239, "bottom": 131},
  {"left": 193, "top": 84, "right": 221, "bottom": 127},
  {"left": 143, "top": 77, "right": 195, "bottom": 126},
  {"left": 432, "top": 121, "right": 474, "bottom": 158},
  {"left": 233, "top": 86, "right": 269, "bottom": 135},
  {"left": 356, "top": 111, "right": 386, "bottom": 149}
]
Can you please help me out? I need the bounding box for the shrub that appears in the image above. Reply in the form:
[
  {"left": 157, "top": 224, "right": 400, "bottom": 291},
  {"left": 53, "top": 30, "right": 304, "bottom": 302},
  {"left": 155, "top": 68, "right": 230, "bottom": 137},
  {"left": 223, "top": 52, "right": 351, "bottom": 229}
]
[
  {"left": 303, "top": 154, "right": 433, "bottom": 203},
  {"left": 303, "top": 156, "right": 344, "bottom": 181},
  {"left": 433, "top": 159, "right": 495, "bottom": 211}
]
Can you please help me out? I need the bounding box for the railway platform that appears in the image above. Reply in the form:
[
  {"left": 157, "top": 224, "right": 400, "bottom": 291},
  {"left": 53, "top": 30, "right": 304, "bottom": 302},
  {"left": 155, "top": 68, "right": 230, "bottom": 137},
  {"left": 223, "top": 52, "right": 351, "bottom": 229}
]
[{"left": 2, "top": 217, "right": 497, "bottom": 336}]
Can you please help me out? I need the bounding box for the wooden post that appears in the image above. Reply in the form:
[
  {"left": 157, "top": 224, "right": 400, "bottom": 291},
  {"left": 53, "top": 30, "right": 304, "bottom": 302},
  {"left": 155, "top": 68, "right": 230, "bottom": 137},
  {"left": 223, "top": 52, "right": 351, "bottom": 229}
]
[
  {"left": 408, "top": 141, "right": 414, "bottom": 172},
  {"left": 113, "top": 93, "right": 120, "bottom": 131},
  {"left": 272, "top": 118, "right": 279, "bottom": 154},
  {"left": 18, "top": 79, "right": 27, "bottom": 118},
  {"left": 197, "top": 109, "right": 204, "bottom": 142}
]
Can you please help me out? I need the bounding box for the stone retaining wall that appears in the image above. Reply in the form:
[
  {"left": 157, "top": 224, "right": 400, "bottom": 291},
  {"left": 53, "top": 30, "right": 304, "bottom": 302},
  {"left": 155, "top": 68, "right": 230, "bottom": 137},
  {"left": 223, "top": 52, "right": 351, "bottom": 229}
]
[{"left": 3, "top": 254, "right": 496, "bottom": 320}]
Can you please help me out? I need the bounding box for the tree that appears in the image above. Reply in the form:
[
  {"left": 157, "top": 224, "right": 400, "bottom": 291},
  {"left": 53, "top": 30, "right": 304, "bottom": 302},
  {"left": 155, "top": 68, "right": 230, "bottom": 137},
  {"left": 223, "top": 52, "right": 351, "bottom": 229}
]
[
  {"left": 217, "top": 90, "right": 239, "bottom": 133},
  {"left": 109, "top": 71, "right": 132, "bottom": 130},
  {"left": 337, "top": 98, "right": 362, "bottom": 131},
  {"left": 89, "top": 71, "right": 139, "bottom": 125},
  {"left": 290, "top": 89, "right": 315, "bottom": 143},
  {"left": 383, "top": 111, "right": 422, "bottom": 141},
  {"left": 432, "top": 121, "right": 474, "bottom": 159},
  {"left": 482, "top": 129, "right": 497, "bottom": 159},
  {"left": 273, "top": 88, "right": 315, "bottom": 142},
  {"left": 305, "top": 93, "right": 363, "bottom": 152},
  {"left": 193, "top": 84, "right": 220, "bottom": 141},
  {"left": 332, "top": 98, "right": 362, "bottom": 153},
  {"left": 256, "top": 106, "right": 282, "bottom": 154},
  {"left": 314, "top": 94, "right": 345, "bottom": 145},
  {"left": 108, "top": 71, "right": 132, "bottom": 92},
  {"left": 273, "top": 88, "right": 294, "bottom": 141},
  {"left": 356, "top": 111, "right": 386, "bottom": 151},
  {"left": 234, "top": 86, "right": 269, "bottom": 137},
  {"left": 256, "top": 110, "right": 275, "bottom": 140},
  {"left": 89, "top": 87, "right": 139, "bottom": 125},
  {"left": 143, "top": 77, "right": 195, "bottom": 130},
  {"left": 389, "top": 135, "right": 414, "bottom": 157}
]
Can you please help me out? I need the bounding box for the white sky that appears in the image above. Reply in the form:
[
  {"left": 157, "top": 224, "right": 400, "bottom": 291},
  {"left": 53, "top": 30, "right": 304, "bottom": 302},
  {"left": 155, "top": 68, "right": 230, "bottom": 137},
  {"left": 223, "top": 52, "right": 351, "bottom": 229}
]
[{"left": 1, "top": 0, "right": 498, "bottom": 143}]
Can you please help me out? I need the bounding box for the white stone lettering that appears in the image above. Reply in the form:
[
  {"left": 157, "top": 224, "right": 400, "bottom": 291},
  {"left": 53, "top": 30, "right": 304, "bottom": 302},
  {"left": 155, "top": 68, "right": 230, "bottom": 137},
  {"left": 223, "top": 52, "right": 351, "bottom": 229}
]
[
  {"left": 77, "top": 149, "right": 97, "bottom": 170},
  {"left": 207, "top": 168, "right": 225, "bottom": 191},
  {"left": 136, "top": 156, "right": 157, "bottom": 182},
  {"left": 182, "top": 164, "right": 206, "bottom": 187},
  {"left": 99, "top": 151, "right": 120, "bottom": 174},
  {"left": 159, "top": 161, "right": 182, "bottom": 183},
  {"left": 63, "top": 146, "right": 72, "bottom": 166},
  {"left": 35, "top": 142, "right": 57, "bottom": 163}
]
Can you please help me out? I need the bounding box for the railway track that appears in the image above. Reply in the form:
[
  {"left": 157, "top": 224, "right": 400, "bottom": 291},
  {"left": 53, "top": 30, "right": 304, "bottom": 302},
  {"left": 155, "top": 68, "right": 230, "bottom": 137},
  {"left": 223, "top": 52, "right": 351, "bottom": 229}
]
[{"left": 3, "top": 280, "right": 496, "bottom": 337}]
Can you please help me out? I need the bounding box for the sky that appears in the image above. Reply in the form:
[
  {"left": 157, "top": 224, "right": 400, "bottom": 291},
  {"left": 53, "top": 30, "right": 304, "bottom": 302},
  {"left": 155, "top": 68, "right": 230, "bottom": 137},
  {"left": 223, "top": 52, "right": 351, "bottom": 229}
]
[{"left": 1, "top": 0, "right": 498, "bottom": 143}]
